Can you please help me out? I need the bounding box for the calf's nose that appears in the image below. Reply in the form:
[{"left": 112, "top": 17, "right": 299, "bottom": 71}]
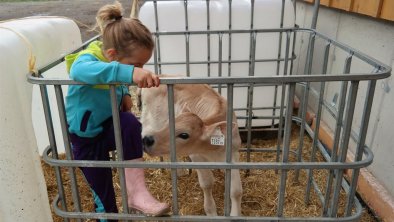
[{"left": 142, "top": 136, "right": 155, "bottom": 147}]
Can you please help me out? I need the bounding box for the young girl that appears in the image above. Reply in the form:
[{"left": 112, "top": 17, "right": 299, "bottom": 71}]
[{"left": 65, "top": 1, "right": 169, "bottom": 219}]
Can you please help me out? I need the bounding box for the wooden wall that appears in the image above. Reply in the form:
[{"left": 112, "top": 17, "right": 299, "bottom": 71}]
[{"left": 301, "top": 0, "right": 394, "bottom": 21}]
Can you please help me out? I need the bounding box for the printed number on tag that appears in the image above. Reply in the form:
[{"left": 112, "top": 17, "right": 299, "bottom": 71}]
[{"left": 211, "top": 135, "right": 225, "bottom": 146}]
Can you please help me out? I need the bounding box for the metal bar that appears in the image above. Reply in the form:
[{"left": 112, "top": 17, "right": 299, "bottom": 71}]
[
  {"left": 275, "top": 85, "right": 286, "bottom": 169},
  {"left": 275, "top": 31, "right": 291, "bottom": 167},
  {"left": 54, "top": 85, "right": 82, "bottom": 221},
  {"left": 146, "top": 56, "right": 297, "bottom": 66},
  {"left": 167, "top": 84, "right": 179, "bottom": 214},
  {"left": 228, "top": 0, "right": 232, "bottom": 77},
  {"left": 282, "top": 31, "right": 291, "bottom": 86},
  {"left": 245, "top": 31, "right": 257, "bottom": 169},
  {"left": 277, "top": 83, "right": 295, "bottom": 216},
  {"left": 43, "top": 143, "right": 374, "bottom": 170},
  {"left": 330, "top": 80, "right": 359, "bottom": 217},
  {"left": 206, "top": 0, "right": 211, "bottom": 77},
  {"left": 250, "top": 0, "right": 255, "bottom": 30},
  {"left": 29, "top": 72, "right": 390, "bottom": 86},
  {"left": 345, "top": 80, "right": 376, "bottom": 215},
  {"left": 294, "top": 33, "right": 316, "bottom": 182},
  {"left": 311, "top": 0, "right": 321, "bottom": 29},
  {"left": 184, "top": 0, "right": 190, "bottom": 76},
  {"left": 224, "top": 83, "right": 234, "bottom": 216},
  {"left": 153, "top": 34, "right": 159, "bottom": 74},
  {"left": 289, "top": 27, "right": 298, "bottom": 75},
  {"left": 185, "top": 33, "right": 190, "bottom": 76},
  {"left": 325, "top": 54, "right": 352, "bottom": 216},
  {"left": 304, "top": 41, "right": 329, "bottom": 206},
  {"left": 109, "top": 86, "right": 129, "bottom": 213},
  {"left": 184, "top": 0, "right": 189, "bottom": 31},
  {"left": 271, "top": 0, "right": 286, "bottom": 127},
  {"left": 39, "top": 85, "right": 69, "bottom": 222},
  {"left": 153, "top": 0, "right": 162, "bottom": 74},
  {"left": 51, "top": 190, "right": 364, "bottom": 222},
  {"left": 218, "top": 32, "right": 223, "bottom": 94}
]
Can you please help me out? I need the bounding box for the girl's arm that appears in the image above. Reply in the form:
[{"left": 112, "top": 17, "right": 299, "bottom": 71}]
[{"left": 70, "top": 54, "right": 133, "bottom": 84}]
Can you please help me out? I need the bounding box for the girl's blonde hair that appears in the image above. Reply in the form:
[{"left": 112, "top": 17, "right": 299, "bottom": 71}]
[{"left": 94, "top": 1, "right": 154, "bottom": 58}]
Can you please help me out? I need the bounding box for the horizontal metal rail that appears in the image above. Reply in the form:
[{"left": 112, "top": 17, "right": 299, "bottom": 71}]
[
  {"left": 42, "top": 145, "right": 373, "bottom": 170},
  {"left": 51, "top": 193, "right": 362, "bottom": 222}
]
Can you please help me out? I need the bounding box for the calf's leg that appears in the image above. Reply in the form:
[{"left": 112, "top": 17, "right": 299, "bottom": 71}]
[
  {"left": 189, "top": 154, "right": 217, "bottom": 216},
  {"left": 230, "top": 168, "right": 242, "bottom": 216}
]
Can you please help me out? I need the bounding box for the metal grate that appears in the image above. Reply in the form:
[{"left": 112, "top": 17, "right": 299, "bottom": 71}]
[{"left": 28, "top": 0, "right": 391, "bottom": 221}]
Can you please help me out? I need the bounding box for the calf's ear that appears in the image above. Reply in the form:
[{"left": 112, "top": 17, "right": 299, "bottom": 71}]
[{"left": 203, "top": 121, "right": 238, "bottom": 141}]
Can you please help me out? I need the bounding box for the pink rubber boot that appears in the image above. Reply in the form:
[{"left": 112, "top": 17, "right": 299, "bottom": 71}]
[{"left": 125, "top": 158, "right": 170, "bottom": 216}]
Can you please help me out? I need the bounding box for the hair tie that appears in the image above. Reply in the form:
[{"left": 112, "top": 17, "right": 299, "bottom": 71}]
[{"left": 115, "top": 15, "right": 123, "bottom": 21}]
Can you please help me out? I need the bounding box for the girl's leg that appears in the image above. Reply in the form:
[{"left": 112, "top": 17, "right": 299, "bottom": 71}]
[
  {"left": 80, "top": 166, "right": 118, "bottom": 220},
  {"left": 72, "top": 137, "right": 118, "bottom": 222},
  {"left": 104, "top": 112, "right": 169, "bottom": 216}
]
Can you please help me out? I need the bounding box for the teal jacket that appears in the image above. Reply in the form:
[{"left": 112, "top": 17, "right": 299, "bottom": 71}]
[{"left": 65, "top": 41, "right": 134, "bottom": 138}]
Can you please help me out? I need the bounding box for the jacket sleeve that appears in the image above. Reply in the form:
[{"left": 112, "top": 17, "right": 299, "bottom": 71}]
[{"left": 69, "top": 54, "right": 134, "bottom": 84}]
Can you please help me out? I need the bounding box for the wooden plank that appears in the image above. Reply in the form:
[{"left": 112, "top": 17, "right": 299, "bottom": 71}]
[
  {"left": 352, "top": 0, "right": 383, "bottom": 17},
  {"left": 320, "top": 0, "right": 331, "bottom": 6},
  {"left": 380, "top": 0, "right": 394, "bottom": 21},
  {"left": 327, "top": 0, "right": 353, "bottom": 11}
]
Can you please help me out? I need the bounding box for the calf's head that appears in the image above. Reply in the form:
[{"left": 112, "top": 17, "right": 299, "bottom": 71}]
[{"left": 142, "top": 112, "right": 239, "bottom": 157}]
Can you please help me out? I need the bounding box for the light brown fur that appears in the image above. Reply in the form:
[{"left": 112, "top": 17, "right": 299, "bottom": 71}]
[{"left": 138, "top": 75, "right": 242, "bottom": 216}]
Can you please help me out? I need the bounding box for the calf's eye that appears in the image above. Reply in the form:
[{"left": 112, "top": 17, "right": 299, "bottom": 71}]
[{"left": 177, "top": 133, "right": 190, "bottom": 140}]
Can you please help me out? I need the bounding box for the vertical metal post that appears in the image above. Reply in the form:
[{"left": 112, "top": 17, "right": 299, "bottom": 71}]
[
  {"left": 311, "top": 0, "right": 320, "bottom": 29},
  {"left": 228, "top": 0, "right": 232, "bottom": 77},
  {"left": 246, "top": 31, "right": 257, "bottom": 169},
  {"left": 185, "top": 33, "right": 191, "bottom": 76},
  {"left": 184, "top": 0, "right": 190, "bottom": 76},
  {"left": 167, "top": 84, "right": 179, "bottom": 215},
  {"left": 224, "top": 83, "right": 234, "bottom": 216},
  {"left": 289, "top": 28, "right": 297, "bottom": 75},
  {"left": 153, "top": 0, "right": 162, "bottom": 74},
  {"left": 54, "top": 85, "right": 82, "bottom": 222},
  {"left": 245, "top": 0, "right": 256, "bottom": 169},
  {"left": 294, "top": 32, "right": 316, "bottom": 182},
  {"left": 328, "top": 54, "right": 354, "bottom": 216},
  {"left": 275, "top": 31, "right": 291, "bottom": 167},
  {"left": 330, "top": 80, "right": 359, "bottom": 217},
  {"left": 277, "top": 82, "right": 295, "bottom": 216},
  {"left": 206, "top": 0, "right": 211, "bottom": 77},
  {"left": 322, "top": 55, "right": 353, "bottom": 216},
  {"left": 345, "top": 79, "right": 377, "bottom": 216},
  {"left": 218, "top": 33, "right": 223, "bottom": 94},
  {"left": 306, "top": 41, "right": 331, "bottom": 205},
  {"left": 109, "top": 86, "right": 129, "bottom": 214},
  {"left": 40, "top": 85, "right": 69, "bottom": 222},
  {"left": 271, "top": 0, "right": 286, "bottom": 127}
]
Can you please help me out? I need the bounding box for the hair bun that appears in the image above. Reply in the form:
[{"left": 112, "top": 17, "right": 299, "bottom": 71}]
[{"left": 114, "top": 15, "right": 123, "bottom": 21}]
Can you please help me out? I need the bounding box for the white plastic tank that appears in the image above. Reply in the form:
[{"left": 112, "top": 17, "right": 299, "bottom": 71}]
[
  {"left": 0, "top": 17, "right": 81, "bottom": 221},
  {"left": 139, "top": 0, "right": 295, "bottom": 126}
]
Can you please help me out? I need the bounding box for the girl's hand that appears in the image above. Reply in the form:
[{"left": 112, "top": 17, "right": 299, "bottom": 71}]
[
  {"left": 121, "top": 94, "right": 133, "bottom": 112},
  {"left": 132, "top": 67, "right": 160, "bottom": 88}
]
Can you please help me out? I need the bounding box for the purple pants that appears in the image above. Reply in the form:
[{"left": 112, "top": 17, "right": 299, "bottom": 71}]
[{"left": 70, "top": 112, "right": 143, "bottom": 221}]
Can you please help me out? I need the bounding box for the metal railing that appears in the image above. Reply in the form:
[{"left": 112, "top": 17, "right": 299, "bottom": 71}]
[{"left": 27, "top": 0, "right": 391, "bottom": 221}]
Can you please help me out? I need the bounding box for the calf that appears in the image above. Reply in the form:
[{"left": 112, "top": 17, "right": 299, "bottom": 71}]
[{"left": 138, "top": 77, "right": 242, "bottom": 216}]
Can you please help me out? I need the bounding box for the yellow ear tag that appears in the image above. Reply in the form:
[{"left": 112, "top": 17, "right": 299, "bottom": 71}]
[{"left": 210, "top": 127, "right": 225, "bottom": 146}]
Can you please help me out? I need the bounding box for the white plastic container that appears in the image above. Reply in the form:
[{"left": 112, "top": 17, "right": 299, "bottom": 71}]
[
  {"left": 139, "top": 0, "right": 295, "bottom": 126},
  {"left": 0, "top": 17, "right": 81, "bottom": 221}
]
